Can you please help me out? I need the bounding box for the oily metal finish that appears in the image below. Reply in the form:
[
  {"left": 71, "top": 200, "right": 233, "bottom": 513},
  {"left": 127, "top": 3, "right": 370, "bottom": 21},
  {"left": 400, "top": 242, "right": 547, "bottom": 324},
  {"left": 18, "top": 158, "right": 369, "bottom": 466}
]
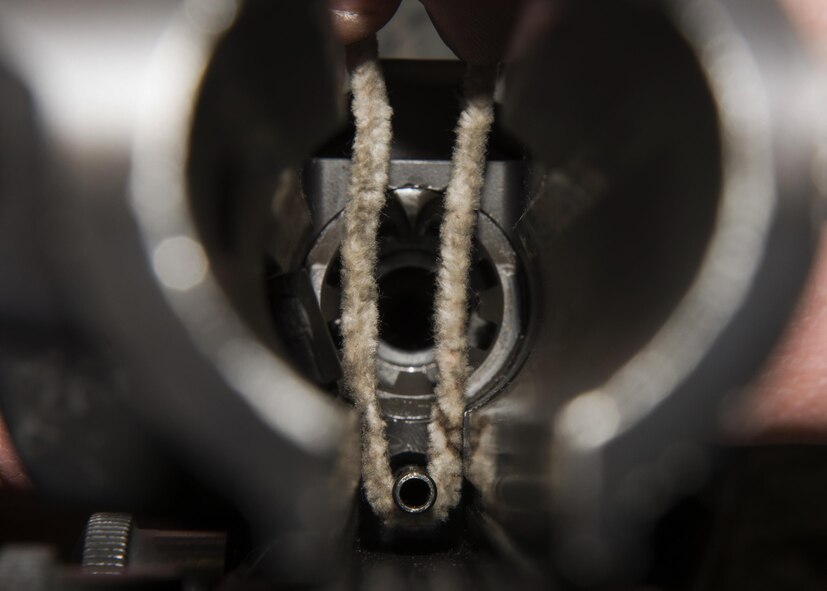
[
  {"left": 81, "top": 513, "right": 133, "bottom": 573},
  {"left": 266, "top": 62, "right": 533, "bottom": 483},
  {"left": 303, "top": 183, "right": 525, "bottom": 415},
  {"left": 393, "top": 465, "right": 438, "bottom": 514}
]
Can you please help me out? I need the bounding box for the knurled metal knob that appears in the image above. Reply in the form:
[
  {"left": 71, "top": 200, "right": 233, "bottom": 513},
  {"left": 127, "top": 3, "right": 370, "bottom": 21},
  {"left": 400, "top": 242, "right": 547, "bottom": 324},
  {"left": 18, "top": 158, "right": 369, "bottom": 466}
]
[{"left": 82, "top": 512, "right": 133, "bottom": 574}]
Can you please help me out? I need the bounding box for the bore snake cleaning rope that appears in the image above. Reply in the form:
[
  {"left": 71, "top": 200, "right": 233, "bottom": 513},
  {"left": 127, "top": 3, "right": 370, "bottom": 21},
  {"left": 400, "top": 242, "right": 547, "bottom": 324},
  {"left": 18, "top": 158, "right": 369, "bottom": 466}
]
[{"left": 340, "top": 38, "right": 496, "bottom": 522}]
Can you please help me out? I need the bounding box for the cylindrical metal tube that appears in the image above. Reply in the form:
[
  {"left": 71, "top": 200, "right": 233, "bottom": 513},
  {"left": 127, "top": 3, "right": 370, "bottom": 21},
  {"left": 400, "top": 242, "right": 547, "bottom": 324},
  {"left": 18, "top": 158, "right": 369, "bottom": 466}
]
[{"left": 393, "top": 466, "right": 437, "bottom": 514}]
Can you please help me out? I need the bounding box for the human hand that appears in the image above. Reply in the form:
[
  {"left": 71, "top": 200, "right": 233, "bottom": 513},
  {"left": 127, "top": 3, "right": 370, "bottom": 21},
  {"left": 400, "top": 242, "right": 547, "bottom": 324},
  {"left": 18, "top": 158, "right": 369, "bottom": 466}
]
[{"left": 329, "top": 0, "right": 527, "bottom": 64}]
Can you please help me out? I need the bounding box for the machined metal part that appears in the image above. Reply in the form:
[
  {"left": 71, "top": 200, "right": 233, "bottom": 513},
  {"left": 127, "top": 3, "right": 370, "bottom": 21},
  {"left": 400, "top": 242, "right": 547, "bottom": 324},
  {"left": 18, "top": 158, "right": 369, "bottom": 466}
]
[
  {"left": 268, "top": 67, "right": 533, "bottom": 480},
  {"left": 0, "top": 0, "right": 359, "bottom": 586},
  {"left": 82, "top": 513, "right": 227, "bottom": 581},
  {"left": 43, "top": 512, "right": 229, "bottom": 588},
  {"left": 0, "top": 0, "right": 824, "bottom": 588},
  {"left": 82, "top": 512, "right": 133, "bottom": 573},
  {"left": 393, "top": 465, "right": 438, "bottom": 514},
  {"left": 303, "top": 182, "right": 526, "bottom": 414},
  {"left": 475, "top": 0, "right": 827, "bottom": 584},
  {"left": 297, "top": 158, "right": 530, "bottom": 483},
  {"left": 303, "top": 158, "right": 529, "bottom": 236}
]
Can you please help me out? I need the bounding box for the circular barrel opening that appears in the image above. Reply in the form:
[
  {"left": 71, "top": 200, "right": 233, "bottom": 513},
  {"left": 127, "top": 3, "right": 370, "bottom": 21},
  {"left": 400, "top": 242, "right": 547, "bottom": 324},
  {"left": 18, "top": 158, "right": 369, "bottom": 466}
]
[{"left": 377, "top": 266, "right": 437, "bottom": 352}]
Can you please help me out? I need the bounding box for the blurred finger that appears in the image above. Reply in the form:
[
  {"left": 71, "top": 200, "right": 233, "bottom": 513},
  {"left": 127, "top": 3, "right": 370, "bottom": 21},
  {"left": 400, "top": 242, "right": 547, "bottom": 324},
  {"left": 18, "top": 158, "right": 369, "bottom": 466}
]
[
  {"left": 419, "top": 0, "right": 528, "bottom": 64},
  {"left": 330, "top": 0, "right": 402, "bottom": 46},
  {"left": 730, "top": 226, "right": 827, "bottom": 441},
  {"left": 0, "top": 414, "right": 30, "bottom": 490},
  {"left": 781, "top": 0, "right": 827, "bottom": 61},
  {"left": 728, "top": 0, "right": 827, "bottom": 441}
]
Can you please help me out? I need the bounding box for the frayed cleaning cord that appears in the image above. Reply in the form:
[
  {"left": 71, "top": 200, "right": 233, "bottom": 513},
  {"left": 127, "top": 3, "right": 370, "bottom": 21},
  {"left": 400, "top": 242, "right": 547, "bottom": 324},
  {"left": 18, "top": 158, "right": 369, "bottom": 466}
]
[
  {"left": 427, "top": 63, "right": 498, "bottom": 521},
  {"left": 340, "top": 37, "right": 395, "bottom": 520},
  {"left": 341, "top": 37, "right": 498, "bottom": 522}
]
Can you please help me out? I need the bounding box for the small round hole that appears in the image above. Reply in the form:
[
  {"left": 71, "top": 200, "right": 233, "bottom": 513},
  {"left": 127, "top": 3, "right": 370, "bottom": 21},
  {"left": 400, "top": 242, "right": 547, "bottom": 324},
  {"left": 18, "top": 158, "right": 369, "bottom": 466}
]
[
  {"left": 400, "top": 478, "right": 430, "bottom": 507},
  {"left": 393, "top": 469, "right": 436, "bottom": 514}
]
